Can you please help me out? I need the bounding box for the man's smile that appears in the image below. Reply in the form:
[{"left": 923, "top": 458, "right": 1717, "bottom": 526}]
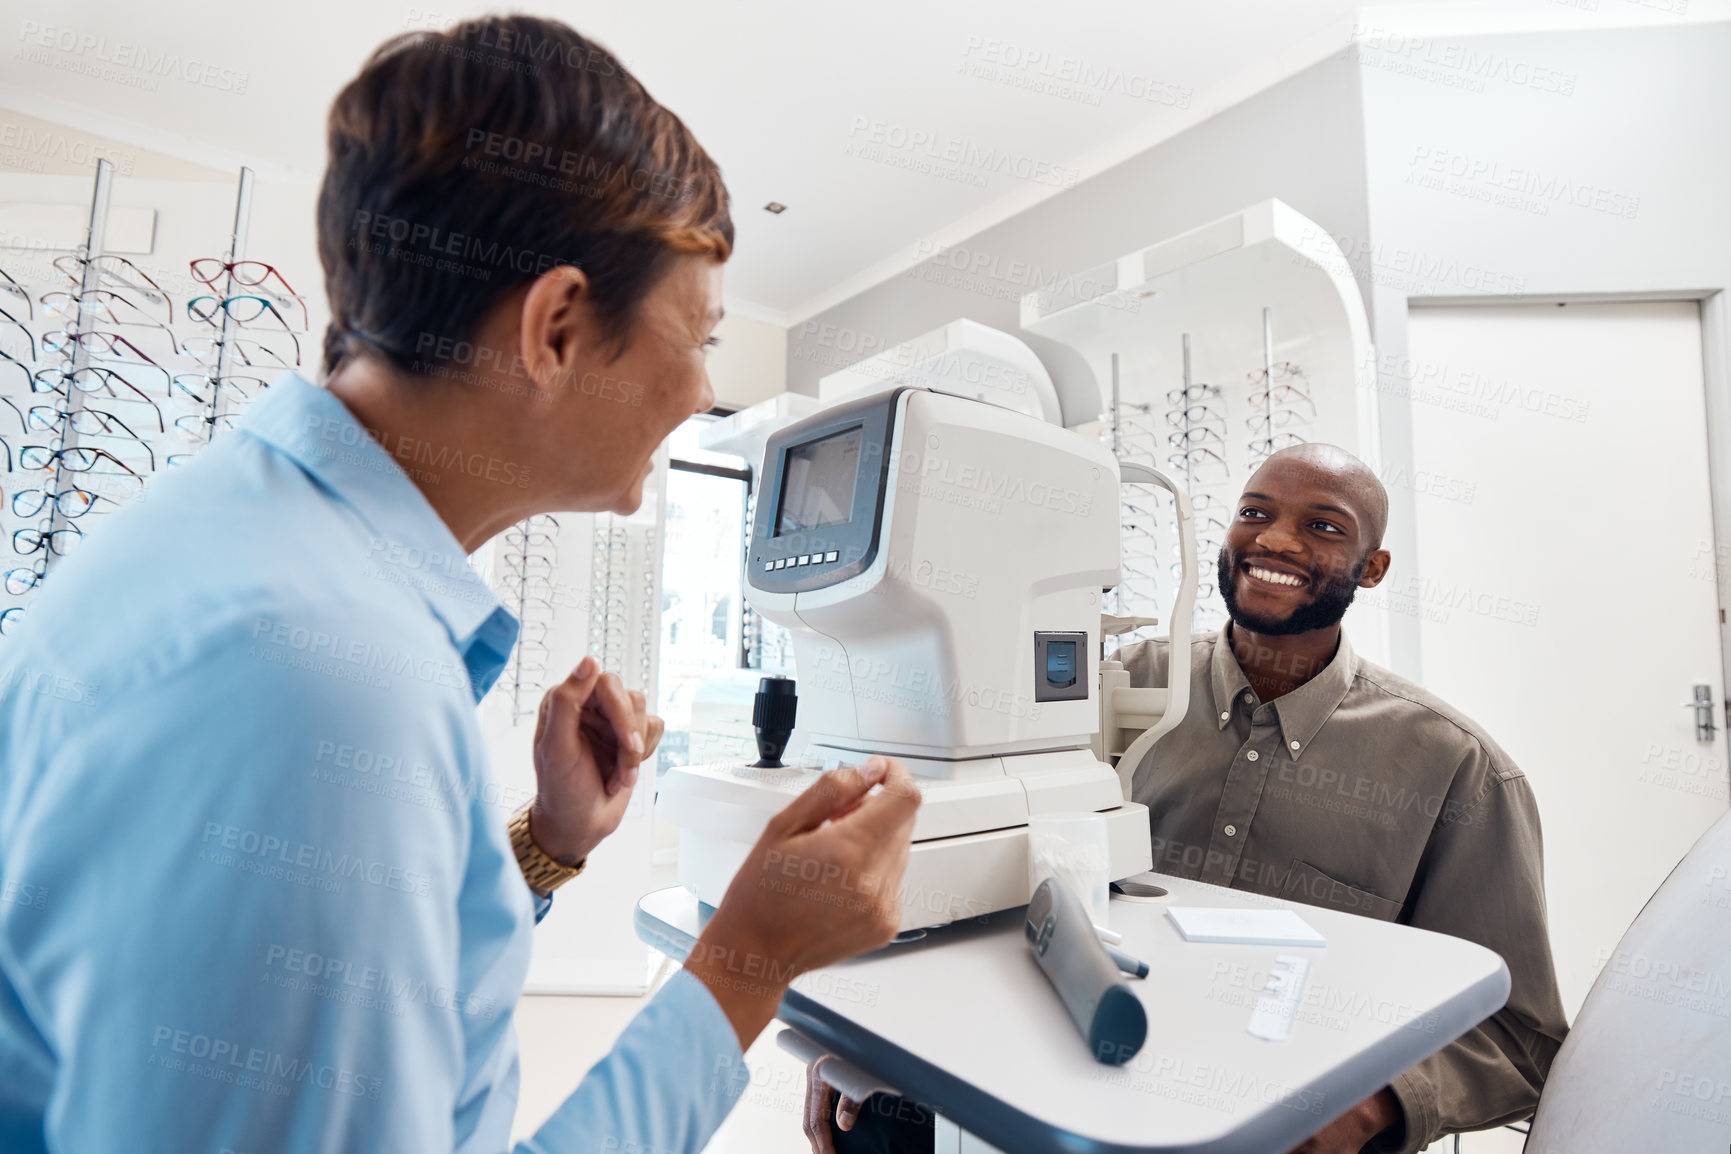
[{"left": 1242, "top": 560, "right": 1310, "bottom": 591}]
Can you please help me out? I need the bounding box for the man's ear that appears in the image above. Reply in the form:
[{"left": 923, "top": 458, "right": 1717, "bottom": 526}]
[
  {"left": 1358, "top": 548, "right": 1392, "bottom": 588},
  {"left": 518, "top": 265, "right": 591, "bottom": 400}
]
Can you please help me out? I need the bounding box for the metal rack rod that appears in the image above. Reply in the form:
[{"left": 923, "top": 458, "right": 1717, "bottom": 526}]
[
  {"left": 1260, "top": 306, "right": 1275, "bottom": 447},
  {"left": 43, "top": 159, "right": 116, "bottom": 576},
  {"left": 203, "top": 166, "right": 253, "bottom": 440}
]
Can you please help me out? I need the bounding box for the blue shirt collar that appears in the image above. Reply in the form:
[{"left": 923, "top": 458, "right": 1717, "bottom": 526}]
[{"left": 239, "top": 374, "right": 520, "bottom": 701}]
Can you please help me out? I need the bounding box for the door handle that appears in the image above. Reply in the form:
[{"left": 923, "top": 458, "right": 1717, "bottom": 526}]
[{"left": 1682, "top": 684, "right": 1719, "bottom": 743}]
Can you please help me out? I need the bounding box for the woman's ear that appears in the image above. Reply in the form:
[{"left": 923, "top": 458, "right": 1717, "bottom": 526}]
[{"left": 518, "top": 265, "right": 591, "bottom": 401}]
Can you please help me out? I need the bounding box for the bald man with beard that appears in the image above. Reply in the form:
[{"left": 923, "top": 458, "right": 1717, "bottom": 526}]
[
  {"left": 805, "top": 443, "right": 1567, "bottom": 1154},
  {"left": 1117, "top": 444, "right": 1568, "bottom": 1154}
]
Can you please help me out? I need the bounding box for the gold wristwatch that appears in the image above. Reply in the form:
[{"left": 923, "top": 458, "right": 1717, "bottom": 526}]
[{"left": 508, "top": 806, "right": 586, "bottom": 895}]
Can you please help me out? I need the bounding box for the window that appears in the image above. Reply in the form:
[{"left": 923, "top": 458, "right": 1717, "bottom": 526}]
[{"left": 657, "top": 416, "right": 754, "bottom": 773}]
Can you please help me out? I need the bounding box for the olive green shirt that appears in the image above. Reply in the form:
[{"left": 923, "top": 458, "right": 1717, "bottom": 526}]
[{"left": 1119, "top": 627, "right": 1567, "bottom": 1153}]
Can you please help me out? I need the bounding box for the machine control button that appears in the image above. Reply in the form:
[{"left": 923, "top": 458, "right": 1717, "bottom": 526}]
[
  {"left": 797, "top": 555, "right": 810, "bottom": 565},
  {"left": 825, "top": 550, "right": 839, "bottom": 562}
]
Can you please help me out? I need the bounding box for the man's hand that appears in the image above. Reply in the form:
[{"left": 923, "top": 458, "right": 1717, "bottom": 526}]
[
  {"left": 686, "top": 757, "right": 921, "bottom": 1050},
  {"left": 527, "top": 656, "right": 663, "bottom": 869},
  {"left": 801, "top": 1056, "right": 860, "bottom": 1154},
  {"left": 1285, "top": 1087, "right": 1401, "bottom": 1153}
]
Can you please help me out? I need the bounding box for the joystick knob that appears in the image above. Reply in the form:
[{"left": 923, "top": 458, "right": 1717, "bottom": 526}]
[{"left": 751, "top": 677, "right": 797, "bottom": 768}]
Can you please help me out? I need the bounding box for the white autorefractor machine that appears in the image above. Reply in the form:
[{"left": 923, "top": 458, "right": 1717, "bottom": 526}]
[{"left": 661, "top": 331, "right": 1198, "bottom": 931}]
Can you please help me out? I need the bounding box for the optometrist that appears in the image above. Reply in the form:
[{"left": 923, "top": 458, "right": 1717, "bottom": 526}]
[{"left": 0, "top": 15, "right": 920, "bottom": 1154}]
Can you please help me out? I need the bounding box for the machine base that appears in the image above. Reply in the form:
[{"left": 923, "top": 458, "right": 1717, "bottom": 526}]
[{"left": 677, "top": 803, "right": 1151, "bottom": 932}]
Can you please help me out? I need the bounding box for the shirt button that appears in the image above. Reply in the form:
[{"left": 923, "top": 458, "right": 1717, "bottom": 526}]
[
  {"left": 1224, "top": 824, "right": 1238, "bottom": 837},
  {"left": 1219, "top": 711, "right": 1230, "bottom": 722},
  {"left": 1290, "top": 740, "right": 1301, "bottom": 751},
  {"left": 1246, "top": 750, "right": 1259, "bottom": 762}
]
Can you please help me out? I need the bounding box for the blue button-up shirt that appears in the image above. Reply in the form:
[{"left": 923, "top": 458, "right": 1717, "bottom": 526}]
[{"left": 0, "top": 375, "right": 745, "bottom": 1153}]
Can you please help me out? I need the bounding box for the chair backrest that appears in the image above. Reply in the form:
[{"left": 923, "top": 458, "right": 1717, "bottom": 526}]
[{"left": 1525, "top": 807, "right": 1731, "bottom": 1151}]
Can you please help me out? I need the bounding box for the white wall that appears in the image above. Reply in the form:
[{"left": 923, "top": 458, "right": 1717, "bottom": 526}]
[
  {"left": 1357, "top": 21, "right": 1731, "bottom": 688},
  {"left": 781, "top": 52, "right": 1373, "bottom": 427},
  {"left": 708, "top": 305, "right": 787, "bottom": 410},
  {"left": 0, "top": 107, "right": 232, "bottom": 181}
]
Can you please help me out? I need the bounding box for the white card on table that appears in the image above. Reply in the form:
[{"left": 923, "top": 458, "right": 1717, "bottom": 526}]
[{"left": 1165, "top": 906, "right": 1326, "bottom": 947}]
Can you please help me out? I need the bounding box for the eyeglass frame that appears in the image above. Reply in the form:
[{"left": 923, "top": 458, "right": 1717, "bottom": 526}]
[
  {"left": 181, "top": 335, "right": 297, "bottom": 369},
  {"left": 41, "top": 328, "right": 178, "bottom": 370},
  {"left": 190, "top": 258, "right": 301, "bottom": 301},
  {"left": 0, "top": 351, "right": 32, "bottom": 395},
  {"left": 1164, "top": 403, "right": 1227, "bottom": 429},
  {"left": 31, "top": 365, "right": 165, "bottom": 425},
  {"left": 0, "top": 305, "right": 37, "bottom": 361},
  {"left": 11, "top": 484, "right": 111, "bottom": 520},
  {"left": 13, "top": 523, "right": 84, "bottom": 557},
  {"left": 18, "top": 442, "right": 147, "bottom": 481},
  {"left": 52, "top": 254, "right": 174, "bottom": 322},
  {"left": 187, "top": 294, "right": 305, "bottom": 338},
  {"left": 1167, "top": 425, "right": 1225, "bottom": 450},
  {"left": 1247, "top": 433, "right": 1308, "bottom": 459},
  {"left": 1247, "top": 382, "right": 1316, "bottom": 414},
  {"left": 10, "top": 393, "right": 164, "bottom": 440},
  {"left": 0, "top": 267, "right": 31, "bottom": 322},
  {"left": 1166, "top": 383, "right": 1221, "bottom": 407},
  {"left": 1246, "top": 361, "right": 1309, "bottom": 387},
  {"left": 171, "top": 372, "right": 269, "bottom": 405},
  {"left": 41, "top": 288, "right": 177, "bottom": 334},
  {"left": 4, "top": 564, "right": 44, "bottom": 596},
  {"left": 1246, "top": 408, "right": 1314, "bottom": 433}
]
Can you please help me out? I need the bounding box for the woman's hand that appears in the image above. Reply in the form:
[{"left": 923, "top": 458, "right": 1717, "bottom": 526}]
[
  {"left": 685, "top": 758, "right": 922, "bottom": 1050},
  {"left": 526, "top": 656, "right": 663, "bottom": 872}
]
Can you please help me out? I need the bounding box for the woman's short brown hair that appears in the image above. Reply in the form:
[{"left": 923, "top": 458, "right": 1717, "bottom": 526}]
[{"left": 317, "top": 15, "right": 732, "bottom": 378}]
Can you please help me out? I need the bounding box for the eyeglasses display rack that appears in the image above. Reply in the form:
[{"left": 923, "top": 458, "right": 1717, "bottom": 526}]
[
  {"left": 0, "top": 160, "right": 310, "bottom": 639},
  {"left": 500, "top": 513, "right": 562, "bottom": 725},
  {"left": 1246, "top": 305, "right": 1315, "bottom": 464},
  {"left": 1103, "top": 352, "right": 1165, "bottom": 645},
  {"left": 1022, "top": 199, "right": 1382, "bottom": 656},
  {"left": 1165, "top": 333, "right": 1231, "bottom": 629}
]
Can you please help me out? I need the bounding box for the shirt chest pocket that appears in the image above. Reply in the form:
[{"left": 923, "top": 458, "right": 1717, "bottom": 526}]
[{"left": 1280, "top": 859, "right": 1402, "bottom": 922}]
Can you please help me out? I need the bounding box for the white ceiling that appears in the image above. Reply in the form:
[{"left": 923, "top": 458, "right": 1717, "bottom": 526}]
[{"left": 3, "top": 0, "right": 1721, "bottom": 323}]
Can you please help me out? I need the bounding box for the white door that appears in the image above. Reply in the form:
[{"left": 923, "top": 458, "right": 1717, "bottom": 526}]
[{"left": 1403, "top": 301, "right": 1728, "bottom": 1033}]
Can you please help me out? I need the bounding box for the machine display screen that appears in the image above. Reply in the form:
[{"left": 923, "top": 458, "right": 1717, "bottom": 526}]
[{"left": 775, "top": 426, "right": 862, "bottom": 536}]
